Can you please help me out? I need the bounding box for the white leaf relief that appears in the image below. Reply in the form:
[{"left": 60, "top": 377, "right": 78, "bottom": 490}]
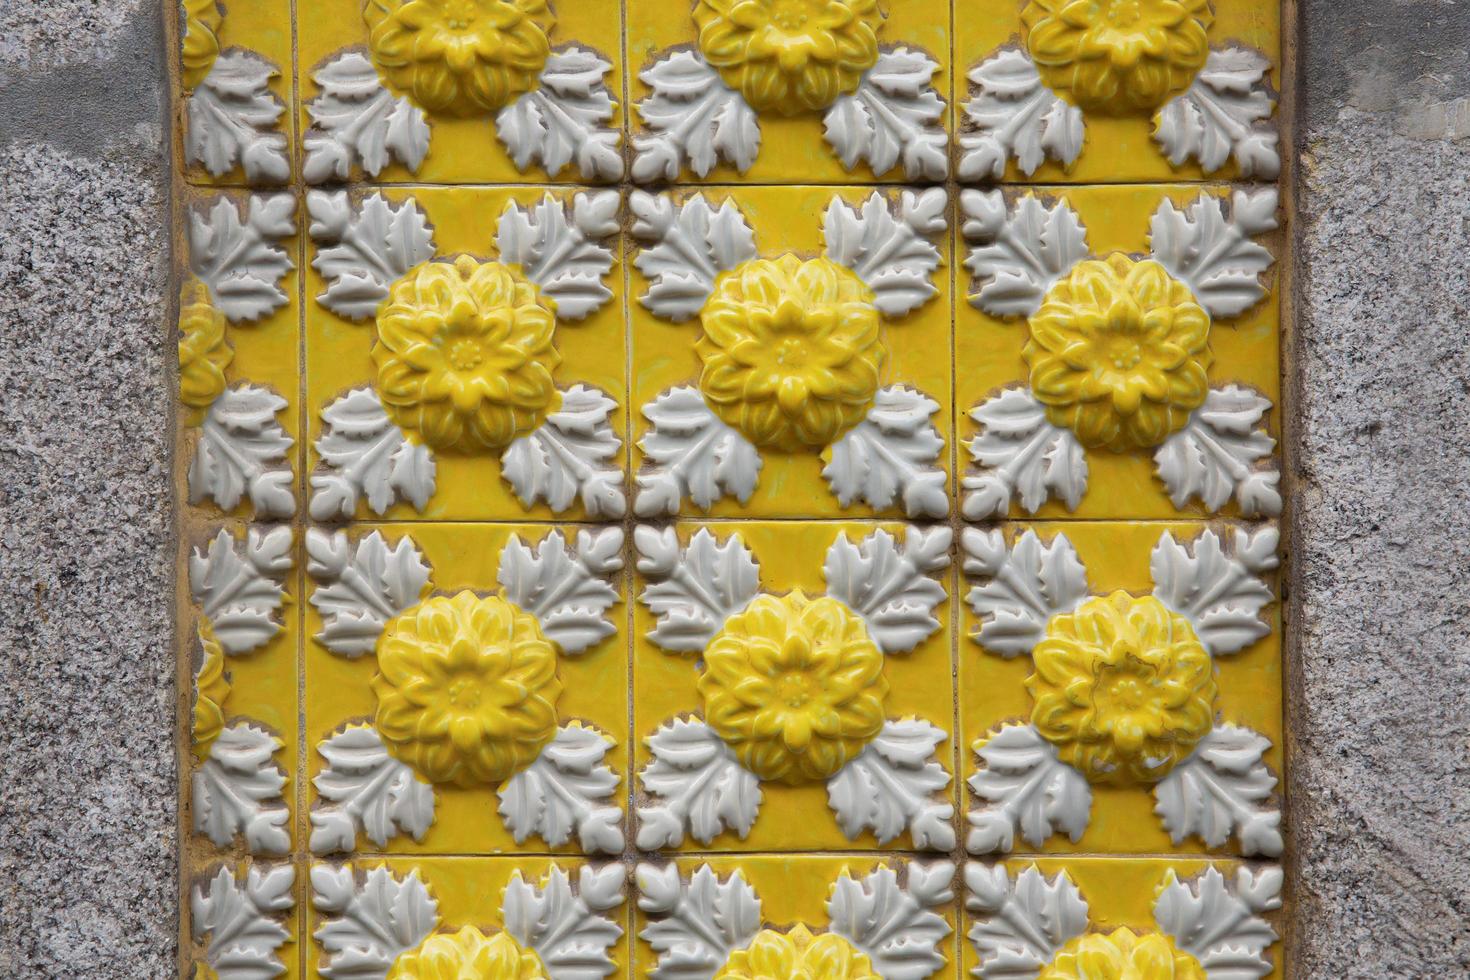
[
  {"left": 185, "top": 50, "right": 290, "bottom": 183},
  {"left": 824, "top": 48, "right": 947, "bottom": 180},
  {"left": 963, "top": 528, "right": 1089, "bottom": 658},
  {"left": 823, "top": 189, "right": 946, "bottom": 317},
  {"left": 306, "top": 528, "right": 431, "bottom": 658},
  {"left": 497, "top": 47, "right": 623, "bottom": 180},
  {"left": 1155, "top": 386, "right": 1280, "bottom": 517},
  {"left": 192, "top": 864, "right": 295, "bottom": 980},
  {"left": 963, "top": 389, "right": 1087, "bottom": 519},
  {"left": 636, "top": 863, "right": 761, "bottom": 980},
  {"left": 965, "top": 864, "right": 1089, "bottom": 979},
  {"left": 310, "top": 725, "right": 436, "bottom": 854},
  {"left": 503, "top": 384, "right": 625, "bottom": 517},
  {"left": 823, "top": 525, "right": 950, "bottom": 654},
  {"left": 959, "top": 49, "right": 1084, "bottom": 180},
  {"left": 189, "top": 385, "right": 296, "bottom": 518},
  {"left": 311, "top": 864, "right": 438, "bottom": 980},
  {"left": 1154, "top": 866, "right": 1281, "bottom": 980},
  {"left": 497, "top": 527, "right": 624, "bottom": 655},
  {"left": 189, "top": 525, "right": 292, "bottom": 656},
  {"left": 961, "top": 190, "right": 1088, "bottom": 318},
  {"left": 968, "top": 724, "right": 1092, "bottom": 854},
  {"left": 310, "top": 388, "right": 436, "bottom": 521},
  {"left": 500, "top": 725, "right": 623, "bottom": 853},
  {"left": 638, "top": 718, "right": 762, "bottom": 849},
  {"left": 827, "top": 720, "right": 954, "bottom": 849},
  {"left": 636, "top": 387, "right": 762, "bottom": 516},
  {"left": 633, "top": 50, "right": 761, "bottom": 181},
  {"left": 632, "top": 192, "right": 758, "bottom": 322},
  {"left": 496, "top": 192, "right": 618, "bottom": 320},
  {"left": 827, "top": 862, "right": 954, "bottom": 980},
  {"left": 1148, "top": 189, "right": 1277, "bottom": 319},
  {"left": 503, "top": 865, "right": 626, "bottom": 980},
  {"left": 635, "top": 526, "right": 760, "bottom": 653},
  {"left": 823, "top": 386, "right": 947, "bottom": 518},
  {"left": 193, "top": 723, "right": 290, "bottom": 855},
  {"left": 188, "top": 194, "right": 295, "bottom": 323},
  {"left": 1153, "top": 725, "right": 1282, "bottom": 857},
  {"left": 308, "top": 190, "right": 436, "bottom": 320},
  {"left": 1154, "top": 47, "right": 1279, "bottom": 179},
  {"left": 303, "top": 51, "right": 430, "bottom": 183},
  {"left": 1150, "top": 526, "right": 1277, "bottom": 656}
]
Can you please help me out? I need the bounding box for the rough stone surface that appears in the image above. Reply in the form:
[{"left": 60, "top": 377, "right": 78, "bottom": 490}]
[{"left": 1293, "top": 0, "right": 1470, "bottom": 975}]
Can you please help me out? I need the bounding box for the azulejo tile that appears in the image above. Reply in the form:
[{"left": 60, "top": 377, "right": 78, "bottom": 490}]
[
  {"left": 957, "top": 184, "right": 1282, "bottom": 521},
  {"left": 635, "top": 855, "right": 957, "bottom": 980},
  {"left": 304, "top": 522, "right": 628, "bottom": 856},
  {"left": 956, "top": 0, "right": 1282, "bottom": 183},
  {"left": 304, "top": 186, "right": 627, "bottom": 522},
  {"left": 960, "top": 521, "right": 1283, "bottom": 857},
  {"left": 296, "top": 0, "right": 623, "bottom": 185},
  {"left": 307, "top": 858, "right": 628, "bottom": 980},
  {"left": 632, "top": 520, "right": 956, "bottom": 852},
  {"left": 628, "top": 0, "right": 950, "bottom": 183},
  {"left": 189, "top": 860, "right": 302, "bottom": 980},
  {"left": 630, "top": 185, "right": 953, "bottom": 519}
]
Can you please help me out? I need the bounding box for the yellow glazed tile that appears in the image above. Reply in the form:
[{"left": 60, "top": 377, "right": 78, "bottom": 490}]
[
  {"left": 304, "top": 522, "right": 628, "bottom": 856},
  {"left": 632, "top": 521, "right": 956, "bottom": 853},
  {"left": 188, "top": 859, "right": 303, "bottom": 980},
  {"left": 957, "top": 183, "right": 1282, "bottom": 521},
  {"left": 960, "top": 520, "right": 1283, "bottom": 857},
  {"left": 635, "top": 855, "right": 958, "bottom": 980},
  {"left": 296, "top": 0, "right": 623, "bottom": 184},
  {"left": 175, "top": 0, "right": 294, "bottom": 187},
  {"left": 306, "top": 857, "right": 629, "bottom": 979},
  {"left": 955, "top": 0, "right": 1282, "bottom": 183},
  {"left": 628, "top": 0, "right": 951, "bottom": 183},
  {"left": 630, "top": 185, "right": 953, "bottom": 519},
  {"left": 962, "top": 857, "right": 1284, "bottom": 979},
  {"left": 304, "top": 185, "right": 627, "bottom": 522}
]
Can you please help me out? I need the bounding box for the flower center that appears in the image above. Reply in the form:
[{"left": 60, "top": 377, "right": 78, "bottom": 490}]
[
  {"left": 777, "top": 672, "right": 815, "bottom": 708},
  {"left": 772, "top": 0, "right": 811, "bottom": 31},
  {"left": 1102, "top": 335, "right": 1143, "bottom": 370},
  {"left": 774, "top": 336, "right": 811, "bottom": 367},
  {"left": 1104, "top": 0, "right": 1142, "bottom": 29},
  {"left": 447, "top": 677, "right": 481, "bottom": 709},
  {"left": 447, "top": 337, "right": 484, "bottom": 371}
]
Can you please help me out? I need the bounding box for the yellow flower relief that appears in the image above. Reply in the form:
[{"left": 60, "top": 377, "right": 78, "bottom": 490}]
[
  {"left": 373, "top": 592, "right": 561, "bottom": 787},
  {"left": 697, "top": 255, "right": 884, "bottom": 453},
  {"left": 373, "top": 256, "right": 561, "bottom": 453},
  {"left": 716, "top": 925, "right": 881, "bottom": 980},
  {"left": 192, "top": 622, "right": 231, "bottom": 760},
  {"left": 699, "top": 592, "right": 887, "bottom": 784},
  {"left": 365, "top": 0, "right": 555, "bottom": 116},
  {"left": 388, "top": 926, "right": 548, "bottom": 980},
  {"left": 1025, "top": 255, "right": 1211, "bottom": 453},
  {"left": 694, "top": 0, "right": 883, "bottom": 115},
  {"left": 1023, "top": 0, "right": 1213, "bottom": 115},
  {"left": 180, "top": 0, "right": 223, "bottom": 90},
  {"left": 178, "top": 281, "right": 233, "bottom": 413},
  {"left": 1039, "top": 928, "right": 1206, "bottom": 980},
  {"left": 1028, "top": 592, "right": 1216, "bottom": 785}
]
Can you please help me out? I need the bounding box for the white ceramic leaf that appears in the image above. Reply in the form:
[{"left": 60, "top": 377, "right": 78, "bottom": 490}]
[
  {"left": 1154, "top": 866, "right": 1281, "bottom": 980},
  {"left": 638, "top": 718, "right": 763, "bottom": 849},
  {"left": 193, "top": 723, "right": 289, "bottom": 855},
  {"left": 962, "top": 189, "right": 1089, "bottom": 319},
  {"left": 632, "top": 192, "right": 758, "bottom": 322},
  {"left": 303, "top": 51, "right": 430, "bottom": 182},
  {"left": 959, "top": 49, "right": 1083, "bottom": 180},
  {"left": 191, "top": 864, "right": 295, "bottom": 980},
  {"left": 311, "top": 864, "right": 438, "bottom": 980},
  {"left": 632, "top": 50, "right": 761, "bottom": 181},
  {"left": 636, "top": 863, "right": 762, "bottom": 980},
  {"left": 823, "top": 386, "right": 947, "bottom": 517},
  {"left": 1148, "top": 188, "right": 1277, "bottom": 319},
  {"left": 963, "top": 528, "right": 1089, "bottom": 658},
  {"left": 503, "top": 865, "right": 626, "bottom": 980},
  {"left": 502, "top": 384, "right": 625, "bottom": 517},
  {"left": 496, "top": 527, "right": 623, "bottom": 655},
  {"left": 305, "top": 528, "right": 431, "bottom": 658},
  {"left": 965, "top": 864, "right": 1090, "bottom": 979},
  {"left": 1155, "top": 386, "right": 1281, "bottom": 517},
  {"left": 823, "top": 525, "right": 950, "bottom": 654},
  {"left": 189, "top": 384, "right": 295, "bottom": 518},
  {"left": 824, "top": 48, "right": 947, "bottom": 180},
  {"left": 827, "top": 862, "right": 954, "bottom": 980},
  {"left": 827, "top": 720, "right": 954, "bottom": 849},
  {"left": 636, "top": 387, "right": 763, "bottom": 515},
  {"left": 188, "top": 194, "right": 295, "bottom": 322},
  {"left": 189, "top": 525, "right": 292, "bottom": 656},
  {"left": 310, "top": 725, "right": 435, "bottom": 854},
  {"left": 185, "top": 50, "right": 290, "bottom": 183},
  {"left": 1150, "top": 526, "right": 1278, "bottom": 656},
  {"left": 310, "top": 387, "right": 436, "bottom": 520},
  {"left": 823, "top": 189, "right": 946, "bottom": 317},
  {"left": 308, "top": 190, "right": 435, "bottom": 320},
  {"left": 499, "top": 725, "right": 623, "bottom": 853},
  {"left": 968, "top": 724, "right": 1092, "bottom": 854},
  {"left": 1153, "top": 725, "right": 1282, "bottom": 857},
  {"left": 635, "top": 526, "right": 760, "bottom": 653},
  {"left": 1154, "top": 48, "right": 1279, "bottom": 179},
  {"left": 497, "top": 47, "right": 623, "bottom": 181},
  {"left": 963, "top": 388, "right": 1088, "bottom": 518},
  {"left": 496, "top": 192, "right": 618, "bottom": 320}
]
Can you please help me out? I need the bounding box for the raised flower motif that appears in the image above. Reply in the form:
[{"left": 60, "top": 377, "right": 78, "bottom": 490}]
[
  {"left": 699, "top": 592, "right": 887, "bottom": 784},
  {"left": 191, "top": 621, "right": 231, "bottom": 760},
  {"left": 365, "top": 0, "right": 554, "bottom": 116},
  {"left": 373, "top": 592, "right": 561, "bottom": 787},
  {"left": 181, "top": 0, "right": 223, "bottom": 90},
  {"left": 716, "top": 925, "right": 880, "bottom": 980},
  {"left": 1022, "top": 0, "right": 1213, "bottom": 115},
  {"left": 373, "top": 255, "right": 561, "bottom": 453},
  {"left": 1024, "top": 254, "right": 1210, "bottom": 452},
  {"left": 1039, "top": 928, "right": 1206, "bottom": 980},
  {"left": 697, "top": 255, "right": 884, "bottom": 453},
  {"left": 1028, "top": 592, "right": 1215, "bottom": 785},
  {"left": 178, "top": 280, "right": 233, "bottom": 414},
  {"left": 388, "top": 926, "right": 548, "bottom": 980},
  {"left": 694, "top": 0, "right": 883, "bottom": 115}
]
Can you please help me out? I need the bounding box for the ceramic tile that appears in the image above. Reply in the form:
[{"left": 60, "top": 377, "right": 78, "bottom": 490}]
[
  {"left": 631, "top": 520, "right": 957, "bottom": 853},
  {"left": 630, "top": 184, "right": 954, "bottom": 520},
  {"left": 960, "top": 520, "right": 1283, "bottom": 857},
  {"left": 303, "top": 522, "right": 629, "bottom": 856},
  {"left": 187, "top": 859, "right": 304, "bottom": 980},
  {"left": 303, "top": 185, "right": 628, "bottom": 522}
]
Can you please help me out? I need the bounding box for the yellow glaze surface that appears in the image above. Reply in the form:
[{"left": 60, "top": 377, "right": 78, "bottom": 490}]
[
  {"left": 716, "top": 925, "right": 880, "bottom": 980},
  {"left": 180, "top": 0, "right": 223, "bottom": 90},
  {"left": 190, "top": 620, "right": 231, "bottom": 760},
  {"left": 387, "top": 925, "right": 548, "bottom": 980},
  {"left": 177, "top": 280, "right": 234, "bottom": 419},
  {"left": 1039, "top": 927, "right": 1205, "bottom": 980}
]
